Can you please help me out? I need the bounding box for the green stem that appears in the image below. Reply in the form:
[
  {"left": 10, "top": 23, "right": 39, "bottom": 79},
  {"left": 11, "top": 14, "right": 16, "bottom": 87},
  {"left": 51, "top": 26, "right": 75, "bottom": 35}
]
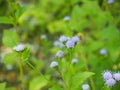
[
  {"left": 81, "top": 47, "right": 96, "bottom": 90},
  {"left": 18, "top": 59, "right": 24, "bottom": 89},
  {"left": 57, "top": 69, "right": 70, "bottom": 90},
  {"left": 25, "top": 61, "right": 49, "bottom": 81}
]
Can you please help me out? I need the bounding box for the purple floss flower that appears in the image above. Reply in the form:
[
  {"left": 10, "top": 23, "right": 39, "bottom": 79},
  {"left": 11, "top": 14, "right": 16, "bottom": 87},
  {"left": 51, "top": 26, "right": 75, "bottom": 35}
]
[
  {"left": 108, "top": 0, "right": 114, "bottom": 4},
  {"left": 59, "top": 35, "right": 68, "bottom": 42},
  {"left": 71, "top": 35, "right": 80, "bottom": 43},
  {"left": 105, "top": 78, "right": 116, "bottom": 87},
  {"left": 82, "top": 84, "right": 89, "bottom": 90},
  {"left": 100, "top": 48, "right": 107, "bottom": 55},
  {"left": 113, "top": 72, "right": 120, "bottom": 81},
  {"left": 13, "top": 43, "right": 25, "bottom": 51},
  {"left": 72, "top": 58, "right": 78, "bottom": 64},
  {"left": 64, "top": 16, "right": 70, "bottom": 21},
  {"left": 102, "top": 70, "right": 112, "bottom": 80},
  {"left": 50, "top": 61, "right": 58, "bottom": 68},
  {"left": 66, "top": 40, "right": 75, "bottom": 48},
  {"left": 54, "top": 41, "right": 64, "bottom": 48},
  {"left": 56, "top": 50, "right": 64, "bottom": 58}
]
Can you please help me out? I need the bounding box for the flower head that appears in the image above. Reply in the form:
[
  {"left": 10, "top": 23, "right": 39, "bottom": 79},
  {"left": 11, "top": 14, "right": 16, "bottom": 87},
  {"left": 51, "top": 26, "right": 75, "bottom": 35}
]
[
  {"left": 54, "top": 41, "right": 64, "bottom": 48},
  {"left": 100, "top": 48, "right": 107, "bottom": 55},
  {"left": 105, "top": 78, "right": 116, "bottom": 87},
  {"left": 64, "top": 16, "right": 70, "bottom": 21},
  {"left": 71, "top": 35, "right": 80, "bottom": 43},
  {"left": 41, "top": 34, "right": 47, "bottom": 39},
  {"left": 102, "top": 70, "right": 113, "bottom": 80},
  {"left": 6, "top": 65, "right": 13, "bottom": 70},
  {"left": 13, "top": 43, "right": 25, "bottom": 51},
  {"left": 56, "top": 50, "right": 64, "bottom": 58},
  {"left": 50, "top": 61, "right": 58, "bottom": 68},
  {"left": 66, "top": 40, "right": 75, "bottom": 48},
  {"left": 59, "top": 35, "right": 68, "bottom": 42},
  {"left": 108, "top": 0, "right": 114, "bottom": 4},
  {"left": 82, "top": 84, "right": 89, "bottom": 90},
  {"left": 72, "top": 58, "right": 78, "bottom": 63},
  {"left": 113, "top": 72, "right": 120, "bottom": 81}
]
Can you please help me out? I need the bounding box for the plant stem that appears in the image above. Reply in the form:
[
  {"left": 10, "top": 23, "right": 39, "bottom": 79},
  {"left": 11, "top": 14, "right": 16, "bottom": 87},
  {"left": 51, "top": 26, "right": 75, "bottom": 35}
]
[
  {"left": 25, "top": 61, "right": 49, "bottom": 81},
  {"left": 18, "top": 59, "right": 24, "bottom": 89},
  {"left": 81, "top": 47, "right": 96, "bottom": 90},
  {"left": 57, "top": 69, "right": 70, "bottom": 90}
]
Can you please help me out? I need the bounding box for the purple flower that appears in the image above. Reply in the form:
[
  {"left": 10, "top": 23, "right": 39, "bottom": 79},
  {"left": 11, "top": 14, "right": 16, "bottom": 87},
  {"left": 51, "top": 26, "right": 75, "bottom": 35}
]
[
  {"left": 54, "top": 41, "right": 64, "bottom": 48},
  {"left": 113, "top": 72, "right": 120, "bottom": 81},
  {"left": 66, "top": 40, "right": 75, "bottom": 48},
  {"left": 82, "top": 84, "right": 89, "bottom": 90},
  {"left": 13, "top": 43, "right": 25, "bottom": 51},
  {"left": 100, "top": 48, "right": 107, "bottom": 55},
  {"left": 105, "top": 78, "right": 116, "bottom": 87},
  {"left": 59, "top": 35, "right": 68, "bottom": 42},
  {"left": 64, "top": 16, "right": 70, "bottom": 21},
  {"left": 102, "top": 70, "right": 112, "bottom": 80},
  {"left": 72, "top": 58, "right": 78, "bottom": 63},
  {"left": 71, "top": 35, "right": 80, "bottom": 43},
  {"left": 50, "top": 61, "right": 58, "bottom": 68},
  {"left": 56, "top": 50, "right": 64, "bottom": 58},
  {"left": 108, "top": 0, "right": 114, "bottom": 4}
]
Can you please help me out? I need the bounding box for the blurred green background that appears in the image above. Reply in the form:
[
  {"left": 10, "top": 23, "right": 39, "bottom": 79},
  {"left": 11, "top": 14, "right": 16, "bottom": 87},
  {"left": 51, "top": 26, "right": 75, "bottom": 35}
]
[{"left": 0, "top": 0, "right": 120, "bottom": 90}]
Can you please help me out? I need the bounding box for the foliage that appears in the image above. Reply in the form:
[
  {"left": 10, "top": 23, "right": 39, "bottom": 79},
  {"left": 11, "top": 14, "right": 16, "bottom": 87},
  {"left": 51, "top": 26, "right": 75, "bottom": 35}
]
[{"left": 0, "top": 0, "right": 120, "bottom": 90}]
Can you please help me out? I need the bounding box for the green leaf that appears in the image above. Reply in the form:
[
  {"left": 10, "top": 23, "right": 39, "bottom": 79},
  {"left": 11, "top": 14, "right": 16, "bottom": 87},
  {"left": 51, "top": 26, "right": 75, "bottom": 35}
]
[
  {"left": 2, "top": 30, "right": 19, "bottom": 47},
  {"left": 0, "top": 16, "right": 13, "bottom": 24},
  {"left": 15, "top": 6, "right": 28, "bottom": 20},
  {"left": 3, "top": 53, "right": 17, "bottom": 65},
  {"left": 29, "top": 76, "right": 48, "bottom": 90},
  {"left": 5, "top": 87, "right": 16, "bottom": 90},
  {"left": 101, "top": 86, "right": 111, "bottom": 90},
  {"left": 49, "top": 85, "right": 63, "bottom": 90},
  {"left": 21, "top": 48, "right": 30, "bottom": 61},
  {"left": 0, "top": 82, "right": 6, "bottom": 90},
  {"left": 71, "top": 71, "right": 95, "bottom": 89}
]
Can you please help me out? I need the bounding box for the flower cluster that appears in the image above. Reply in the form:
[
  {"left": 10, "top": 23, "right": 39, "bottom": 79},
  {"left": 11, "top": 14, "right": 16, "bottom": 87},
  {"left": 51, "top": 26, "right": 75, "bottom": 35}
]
[
  {"left": 102, "top": 70, "right": 120, "bottom": 87},
  {"left": 54, "top": 35, "right": 80, "bottom": 48}
]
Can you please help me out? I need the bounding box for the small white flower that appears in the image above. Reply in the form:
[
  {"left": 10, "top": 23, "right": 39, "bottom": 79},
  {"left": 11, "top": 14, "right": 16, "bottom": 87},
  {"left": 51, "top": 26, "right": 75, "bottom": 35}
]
[
  {"left": 50, "top": 61, "right": 58, "bottom": 68},
  {"left": 66, "top": 40, "right": 75, "bottom": 48},
  {"left": 100, "top": 48, "right": 107, "bottom": 55},
  {"left": 72, "top": 58, "right": 78, "bottom": 63},
  {"left": 6, "top": 65, "right": 13, "bottom": 70},
  {"left": 41, "top": 34, "right": 47, "bottom": 39},
  {"left": 102, "top": 70, "right": 112, "bottom": 80},
  {"left": 71, "top": 35, "right": 80, "bottom": 43},
  {"left": 64, "top": 16, "right": 70, "bottom": 21},
  {"left": 56, "top": 50, "right": 64, "bottom": 58},
  {"left": 113, "top": 72, "right": 120, "bottom": 81},
  {"left": 59, "top": 35, "right": 68, "bottom": 42},
  {"left": 29, "top": 18, "right": 36, "bottom": 26},
  {"left": 82, "top": 84, "right": 89, "bottom": 90},
  {"left": 13, "top": 44, "right": 25, "bottom": 51},
  {"left": 54, "top": 41, "right": 64, "bottom": 48},
  {"left": 105, "top": 78, "right": 116, "bottom": 87},
  {"left": 108, "top": 0, "right": 114, "bottom": 4}
]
